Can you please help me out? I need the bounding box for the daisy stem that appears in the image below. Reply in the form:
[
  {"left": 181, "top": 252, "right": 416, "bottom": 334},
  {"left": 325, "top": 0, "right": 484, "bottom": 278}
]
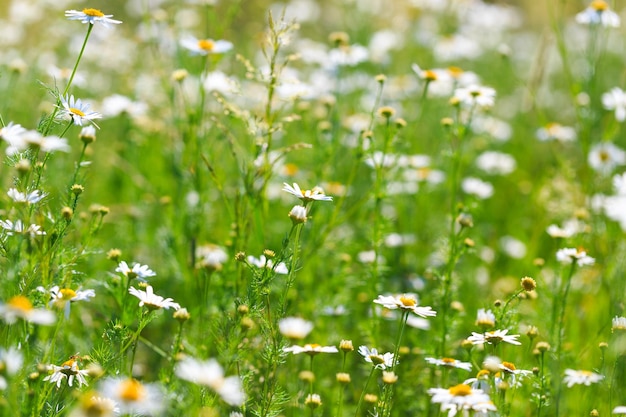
[
  {"left": 63, "top": 24, "right": 93, "bottom": 98},
  {"left": 168, "top": 321, "right": 186, "bottom": 380},
  {"left": 554, "top": 260, "right": 577, "bottom": 417},
  {"left": 354, "top": 366, "right": 376, "bottom": 417}
]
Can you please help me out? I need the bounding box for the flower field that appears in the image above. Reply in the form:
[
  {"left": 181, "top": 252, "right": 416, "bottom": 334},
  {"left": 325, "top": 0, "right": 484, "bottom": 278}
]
[{"left": 1, "top": 0, "right": 626, "bottom": 416}]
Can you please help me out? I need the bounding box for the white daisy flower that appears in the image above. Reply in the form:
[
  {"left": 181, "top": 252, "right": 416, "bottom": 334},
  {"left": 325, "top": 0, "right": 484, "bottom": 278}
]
[
  {"left": 373, "top": 294, "right": 437, "bottom": 318},
  {"left": 100, "top": 378, "right": 165, "bottom": 416},
  {"left": 282, "top": 182, "right": 333, "bottom": 202},
  {"left": 462, "top": 177, "right": 494, "bottom": 199},
  {"left": 279, "top": 317, "right": 314, "bottom": 340},
  {"left": 602, "top": 87, "right": 626, "bottom": 122},
  {"left": 358, "top": 346, "right": 395, "bottom": 370},
  {"left": 65, "top": 8, "right": 122, "bottom": 27},
  {"left": 0, "top": 219, "right": 45, "bottom": 237},
  {"left": 467, "top": 329, "right": 522, "bottom": 346},
  {"left": 128, "top": 286, "right": 180, "bottom": 310},
  {"left": 428, "top": 384, "right": 495, "bottom": 416},
  {"left": 425, "top": 357, "right": 473, "bottom": 371},
  {"left": 612, "top": 316, "right": 626, "bottom": 332},
  {"left": 43, "top": 356, "right": 89, "bottom": 388},
  {"left": 58, "top": 95, "right": 102, "bottom": 127},
  {"left": 115, "top": 261, "right": 156, "bottom": 281},
  {"left": 498, "top": 361, "right": 533, "bottom": 387},
  {"left": 283, "top": 344, "right": 339, "bottom": 355},
  {"left": 563, "top": 369, "right": 604, "bottom": 387},
  {"left": 176, "top": 356, "right": 245, "bottom": 406},
  {"left": 40, "top": 286, "right": 95, "bottom": 318},
  {"left": 247, "top": 254, "right": 288, "bottom": 274},
  {"left": 0, "top": 295, "right": 55, "bottom": 325},
  {"left": 0, "top": 122, "right": 26, "bottom": 145},
  {"left": 0, "top": 347, "right": 23, "bottom": 391},
  {"left": 3, "top": 129, "right": 69, "bottom": 155},
  {"left": 195, "top": 244, "right": 228, "bottom": 270},
  {"left": 556, "top": 247, "right": 595, "bottom": 266},
  {"left": 614, "top": 406, "right": 626, "bottom": 414},
  {"left": 575, "top": 0, "right": 620, "bottom": 27},
  {"left": 180, "top": 35, "right": 233, "bottom": 55},
  {"left": 453, "top": 85, "right": 496, "bottom": 108},
  {"left": 588, "top": 142, "right": 626, "bottom": 174},
  {"left": 7, "top": 188, "right": 46, "bottom": 204},
  {"left": 475, "top": 308, "right": 496, "bottom": 328},
  {"left": 536, "top": 122, "right": 577, "bottom": 142}
]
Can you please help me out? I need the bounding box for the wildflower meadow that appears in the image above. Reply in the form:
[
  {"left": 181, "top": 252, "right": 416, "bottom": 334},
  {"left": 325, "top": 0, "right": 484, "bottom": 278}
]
[{"left": 2, "top": 0, "right": 626, "bottom": 416}]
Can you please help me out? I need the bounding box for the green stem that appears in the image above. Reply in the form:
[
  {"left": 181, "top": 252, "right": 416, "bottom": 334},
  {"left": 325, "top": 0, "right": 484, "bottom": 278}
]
[{"left": 354, "top": 367, "right": 376, "bottom": 417}]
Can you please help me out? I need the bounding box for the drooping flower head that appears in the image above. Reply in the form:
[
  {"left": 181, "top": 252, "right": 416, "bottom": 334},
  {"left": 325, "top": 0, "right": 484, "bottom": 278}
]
[
  {"left": 358, "top": 346, "right": 395, "bottom": 370},
  {"left": 128, "top": 286, "right": 180, "bottom": 311},
  {"left": 0, "top": 295, "right": 55, "bottom": 325},
  {"left": 43, "top": 355, "right": 90, "bottom": 388},
  {"left": 100, "top": 378, "right": 165, "bottom": 416},
  {"left": 575, "top": 1, "right": 620, "bottom": 27}
]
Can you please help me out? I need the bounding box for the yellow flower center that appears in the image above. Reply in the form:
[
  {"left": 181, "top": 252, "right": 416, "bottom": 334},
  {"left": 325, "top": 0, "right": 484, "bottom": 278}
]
[
  {"left": 60, "top": 288, "right": 77, "bottom": 300},
  {"left": 399, "top": 295, "right": 416, "bottom": 307},
  {"left": 476, "top": 369, "right": 490, "bottom": 378},
  {"left": 448, "top": 384, "right": 472, "bottom": 396},
  {"left": 591, "top": 0, "right": 609, "bottom": 11},
  {"left": 370, "top": 355, "right": 386, "bottom": 365},
  {"left": 448, "top": 66, "right": 464, "bottom": 78},
  {"left": 502, "top": 361, "right": 516, "bottom": 371},
  {"left": 8, "top": 296, "right": 33, "bottom": 312},
  {"left": 119, "top": 379, "right": 146, "bottom": 402},
  {"left": 197, "top": 39, "right": 215, "bottom": 51},
  {"left": 306, "top": 344, "right": 321, "bottom": 349},
  {"left": 442, "top": 358, "right": 456, "bottom": 364},
  {"left": 423, "top": 70, "right": 438, "bottom": 81},
  {"left": 83, "top": 8, "right": 105, "bottom": 17},
  {"left": 70, "top": 108, "right": 85, "bottom": 117},
  {"left": 581, "top": 370, "right": 593, "bottom": 376}
]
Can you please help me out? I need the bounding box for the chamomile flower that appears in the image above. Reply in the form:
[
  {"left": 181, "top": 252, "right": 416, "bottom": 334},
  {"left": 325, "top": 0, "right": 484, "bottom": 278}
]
[
  {"left": 283, "top": 344, "right": 339, "bottom": 355},
  {"left": 588, "top": 142, "right": 626, "bottom": 174},
  {"left": 614, "top": 406, "right": 626, "bottom": 414},
  {"left": 43, "top": 356, "right": 89, "bottom": 388},
  {"left": 536, "top": 122, "right": 577, "bottom": 142},
  {"left": 563, "top": 369, "right": 604, "bottom": 387},
  {"left": 0, "top": 122, "right": 26, "bottom": 145},
  {"left": 0, "top": 347, "right": 23, "bottom": 390},
  {"left": 195, "top": 244, "right": 228, "bottom": 270},
  {"left": 40, "top": 286, "right": 95, "bottom": 318},
  {"left": 612, "top": 316, "right": 626, "bottom": 332},
  {"left": 467, "top": 329, "right": 522, "bottom": 346},
  {"left": 428, "top": 384, "right": 495, "bottom": 416},
  {"left": 68, "top": 392, "right": 119, "bottom": 417},
  {"left": 175, "top": 357, "right": 245, "bottom": 406},
  {"left": 128, "top": 286, "right": 180, "bottom": 311},
  {"left": 3, "top": 129, "right": 69, "bottom": 155},
  {"left": 58, "top": 95, "right": 102, "bottom": 127},
  {"left": 247, "top": 254, "right": 288, "bottom": 274},
  {"left": 180, "top": 35, "right": 233, "bottom": 55},
  {"left": 453, "top": 85, "right": 496, "bottom": 109},
  {"left": 475, "top": 308, "right": 496, "bottom": 328},
  {"left": 115, "top": 261, "right": 156, "bottom": 281},
  {"left": 556, "top": 248, "right": 595, "bottom": 266},
  {"left": 279, "top": 317, "right": 314, "bottom": 340},
  {"left": 358, "top": 346, "right": 395, "bottom": 370},
  {"left": 7, "top": 188, "right": 46, "bottom": 204},
  {"left": 462, "top": 177, "right": 494, "bottom": 199},
  {"left": 100, "top": 378, "right": 165, "bottom": 416},
  {"left": 425, "top": 357, "right": 473, "bottom": 371},
  {"left": 602, "top": 87, "right": 626, "bottom": 122},
  {"left": 575, "top": 0, "right": 620, "bottom": 27},
  {"left": 373, "top": 294, "right": 437, "bottom": 318},
  {"left": 65, "top": 9, "right": 122, "bottom": 27},
  {"left": 282, "top": 183, "right": 333, "bottom": 202},
  {"left": 498, "top": 361, "right": 533, "bottom": 387},
  {"left": 0, "top": 295, "right": 55, "bottom": 325},
  {"left": 0, "top": 219, "right": 45, "bottom": 237}
]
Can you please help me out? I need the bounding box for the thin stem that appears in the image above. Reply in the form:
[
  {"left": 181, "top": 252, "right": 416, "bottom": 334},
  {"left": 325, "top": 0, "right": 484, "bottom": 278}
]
[{"left": 354, "top": 367, "right": 376, "bottom": 417}]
